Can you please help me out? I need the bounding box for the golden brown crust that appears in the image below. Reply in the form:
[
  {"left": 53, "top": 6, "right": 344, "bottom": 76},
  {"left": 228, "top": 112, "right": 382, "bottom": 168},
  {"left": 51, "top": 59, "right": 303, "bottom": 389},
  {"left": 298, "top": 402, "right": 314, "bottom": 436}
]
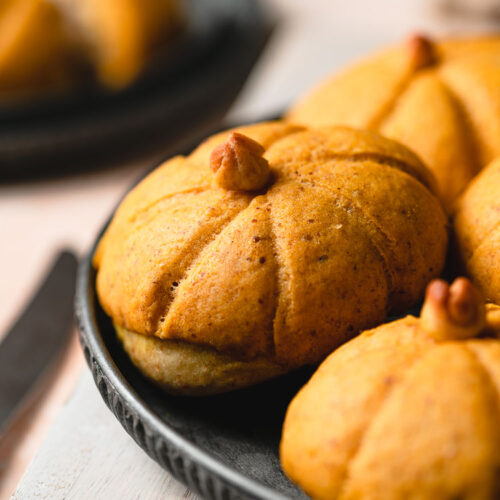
[
  {"left": 454, "top": 157, "right": 500, "bottom": 305},
  {"left": 281, "top": 279, "right": 500, "bottom": 499},
  {"left": 94, "top": 121, "right": 447, "bottom": 391},
  {"left": 288, "top": 35, "right": 500, "bottom": 210}
]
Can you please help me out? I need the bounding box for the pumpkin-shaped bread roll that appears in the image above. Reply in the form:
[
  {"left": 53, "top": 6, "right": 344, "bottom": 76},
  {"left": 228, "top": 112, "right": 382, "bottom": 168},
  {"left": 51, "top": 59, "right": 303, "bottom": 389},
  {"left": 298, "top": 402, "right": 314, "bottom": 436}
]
[
  {"left": 281, "top": 278, "right": 500, "bottom": 500},
  {"left": 94, "top": 122, "right": 448, "bottom": 395},
  {"left": 288, "top": 35, "right": 500, "bottom": 210},
  {"left": 53, "top": 0, "right": 182, "bottom": 88},
  {"left": 454, "top": 157, "right": 500, "bottom": 305}
]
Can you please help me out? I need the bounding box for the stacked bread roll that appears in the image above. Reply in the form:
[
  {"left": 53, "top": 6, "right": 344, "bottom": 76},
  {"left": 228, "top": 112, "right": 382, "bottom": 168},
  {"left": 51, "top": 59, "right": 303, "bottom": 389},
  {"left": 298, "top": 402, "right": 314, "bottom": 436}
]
[{"left": 288, "top": 35, "right": 500, "bottom": 211}]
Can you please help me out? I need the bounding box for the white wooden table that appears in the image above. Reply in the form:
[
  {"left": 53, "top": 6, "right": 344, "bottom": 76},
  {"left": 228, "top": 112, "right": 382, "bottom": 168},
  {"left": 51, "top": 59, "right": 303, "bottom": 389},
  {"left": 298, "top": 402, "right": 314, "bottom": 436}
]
[{"left": 2, "top": 1, "right": 494, "bottom": 498}]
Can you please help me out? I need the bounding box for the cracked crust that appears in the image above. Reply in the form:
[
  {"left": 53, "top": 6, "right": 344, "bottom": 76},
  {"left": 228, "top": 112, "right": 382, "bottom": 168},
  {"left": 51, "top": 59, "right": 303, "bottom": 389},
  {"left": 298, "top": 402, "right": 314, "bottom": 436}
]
[{"left": 94, "top": 121, "right": 447, "bottom": 393}]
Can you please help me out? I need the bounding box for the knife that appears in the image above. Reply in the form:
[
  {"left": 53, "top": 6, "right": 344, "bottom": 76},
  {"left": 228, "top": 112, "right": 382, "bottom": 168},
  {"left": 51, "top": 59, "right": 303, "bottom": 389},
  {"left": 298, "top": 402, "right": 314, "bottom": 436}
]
[{"left": 0, "top": 250, "right": 77, "bottom": 433}]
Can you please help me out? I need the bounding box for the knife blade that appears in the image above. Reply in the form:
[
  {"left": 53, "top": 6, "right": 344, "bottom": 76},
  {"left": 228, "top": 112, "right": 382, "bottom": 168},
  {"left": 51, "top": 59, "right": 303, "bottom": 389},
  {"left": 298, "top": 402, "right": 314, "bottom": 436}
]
[{"left": 0, "top": 250, "right": 77, "bottom": 433}]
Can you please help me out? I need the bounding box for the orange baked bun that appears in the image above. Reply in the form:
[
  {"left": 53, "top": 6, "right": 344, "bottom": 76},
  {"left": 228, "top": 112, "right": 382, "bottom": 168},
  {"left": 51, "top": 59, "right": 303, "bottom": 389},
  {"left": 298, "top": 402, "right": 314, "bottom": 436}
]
[
  {"left": 281, "top": 278, "right": 500, "bottom": 499},
  {"left": 288, "top": 35, "right": 500, "bottom": 210},
  {"left": 94, "top": 121, "right": 448, "bottom": 394},
  {"left": 454, "top": 156, "right": 500, "bottom": 305}
]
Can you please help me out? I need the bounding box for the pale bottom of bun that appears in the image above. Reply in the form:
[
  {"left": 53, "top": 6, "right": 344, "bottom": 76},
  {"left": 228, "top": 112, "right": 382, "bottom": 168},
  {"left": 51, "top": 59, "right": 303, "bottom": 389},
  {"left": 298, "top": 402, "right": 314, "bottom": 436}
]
[{"left": 115, "top": 325, "right": 288, "bottom": 396}]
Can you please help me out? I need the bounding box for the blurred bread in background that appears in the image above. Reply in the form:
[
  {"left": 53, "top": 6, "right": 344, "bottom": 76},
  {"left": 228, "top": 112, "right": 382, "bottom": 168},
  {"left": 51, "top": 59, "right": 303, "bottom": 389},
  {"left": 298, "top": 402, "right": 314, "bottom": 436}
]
[
  {"left": 0, "top": 0, "right": 183, "bottom": 97},
  {"left": 0, "top": 0, "right": 80, "bottom": 95},
  {"left": 54, "top": 0, "right": 183, "bottom": 89}
]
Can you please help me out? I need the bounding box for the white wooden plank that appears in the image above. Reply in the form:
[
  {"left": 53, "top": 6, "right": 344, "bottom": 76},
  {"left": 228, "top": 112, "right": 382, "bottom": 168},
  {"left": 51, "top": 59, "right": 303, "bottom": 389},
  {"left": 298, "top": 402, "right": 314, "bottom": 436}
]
[{"left": 13, "top": 371, "right": 199, "bottom": 500}]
